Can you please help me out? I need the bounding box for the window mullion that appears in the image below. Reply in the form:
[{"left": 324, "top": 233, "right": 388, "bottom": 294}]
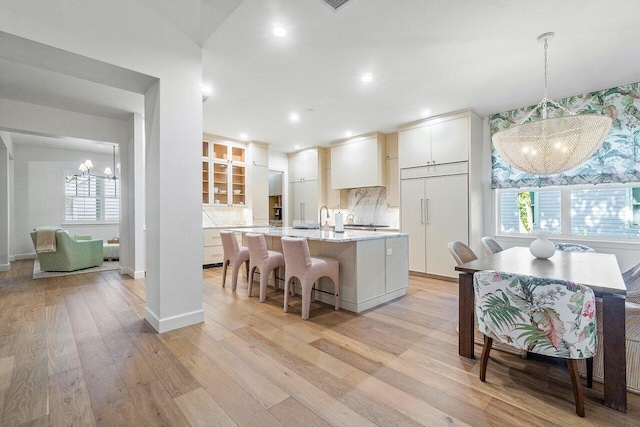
[{"left": 560, "top": 188, "right": 570, "bottom": 237}]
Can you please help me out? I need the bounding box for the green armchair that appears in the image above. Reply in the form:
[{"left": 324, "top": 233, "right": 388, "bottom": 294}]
[{"left": 30, "top": 227, "right": 103, "bottom": 272}]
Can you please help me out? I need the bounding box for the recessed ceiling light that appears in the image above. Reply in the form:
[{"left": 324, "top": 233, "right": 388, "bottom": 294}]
[
  {"left": 294, "top": 145, "right": 300, "bottom": 149},
  {"left": 421, "top": 109, "right": 432, "bottom": 117},
  {"left": 273, "top": 26, "right": 287, "bottom": 37},
  {"left": 361, "top": 73, "right": 373, "bottom": 83},
  {"left": 290, "top": 113, "right": 300, "bottom": 122},
  {"left": 201, "top": 85, "right": 213, "bottom": 96},
  {"left": 345, "top": 131, "right": 353, "bottom": 137},
  {"left": 240, "top": 133, "right": 248, "bottom": 140}
]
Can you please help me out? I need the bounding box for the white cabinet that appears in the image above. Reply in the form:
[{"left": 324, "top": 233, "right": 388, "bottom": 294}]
[
  {"left": 249, "top": 143, "right": 269, "bottom": 226},
  {"left": 399, "top": 110, "right": 484, "bottom": 278},
  {"left": 288, "top": 149, "right": 319, "bottom": 182},
  {"left": 250, "top": 143, "right": 269, "bottom": 166},
  {"left": 330, "top": 132, "right": 385, "bottom": 189},
  {"left": 398, "top": 115, "right": 469, "bottom": 169},
  {"left": 385, "top": 132, "right": 399, "bottom": 207},
  {"left": 288, "top": 148, "right": 324, "bottom": 225},
  {"left": 401, "top": 175, "right": 468, "bottom": 277},
  {"left": 324, "top": 148, "right": 347, "bottom": 209},
  {"left": 290, "top": 180, "right": 320, "bottom": 223},
  {"left": 203, "top": 228, "right": 242, "bottom": 265},
  {"left": 252, "top": 164, "right": 269, "bottom": 225}
]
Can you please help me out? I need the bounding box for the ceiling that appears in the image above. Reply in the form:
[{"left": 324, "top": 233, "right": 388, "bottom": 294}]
[
  {"left": 2, "top": 1, "right": 640, "bottom": 154},
  {"left": 202, "top": 0, "right": 640, "bottom": 151}
]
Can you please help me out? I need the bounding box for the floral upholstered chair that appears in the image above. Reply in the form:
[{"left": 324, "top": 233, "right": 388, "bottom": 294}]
[
  {"left": 554, "top": 242, "right": 595, "bottom": 252},
  {"left": 474, "top": 271, "right": 597, "bottom": 417}
]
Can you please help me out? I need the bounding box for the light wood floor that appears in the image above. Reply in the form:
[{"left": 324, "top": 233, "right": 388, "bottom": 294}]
[{"left": 0, "top": 260, "right": 638, "bottom": 426}]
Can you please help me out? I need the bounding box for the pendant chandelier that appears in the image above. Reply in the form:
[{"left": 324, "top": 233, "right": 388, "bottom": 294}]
[{"left": 492, "top": 32, "right": 612, "bottom": 175}]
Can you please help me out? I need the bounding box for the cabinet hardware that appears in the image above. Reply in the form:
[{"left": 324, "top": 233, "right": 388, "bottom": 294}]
[
  {"left": 426, "top": 198, "right": 430, "bottom": 224},
  {"left": 420, "top": 199, "right": 424, "bottom": 225}
]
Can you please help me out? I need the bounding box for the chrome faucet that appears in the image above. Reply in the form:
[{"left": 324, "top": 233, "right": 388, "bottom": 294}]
[{"left": 319, "top": 206, "right": 330, "bottom": 225}]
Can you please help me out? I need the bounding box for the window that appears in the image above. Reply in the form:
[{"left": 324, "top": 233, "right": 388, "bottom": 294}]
[
  {"left": 64, "top": 174, "right": 119, "bottom": 223},
  {"left": 571, "top": 187, "right": 640, "bottom": 238},
  {"left": 499, "top": 190, "right": 561, "bottom": 234},
  {"left": 498, "top": 185, "right": 640, "bottom": 240}
]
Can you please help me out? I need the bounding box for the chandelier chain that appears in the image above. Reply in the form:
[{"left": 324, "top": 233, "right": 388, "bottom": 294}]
[{"left": 543, "top": 38, "right": 548, "bottom": 100}]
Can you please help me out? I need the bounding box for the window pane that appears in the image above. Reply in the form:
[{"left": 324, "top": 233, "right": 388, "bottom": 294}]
[
  {"left": 571, "top": 188, "right": 640, "bottom": 238},
  {"left": 499, "top": 191, "right": 561, "bottom": 233},
  {"left": 64, "top": 173, "right": 119, "bottom": 222}
]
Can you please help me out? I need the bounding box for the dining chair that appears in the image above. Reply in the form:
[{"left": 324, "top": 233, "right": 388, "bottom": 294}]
[
  {"left": 474, "top": 270, "right": 597, "bottom": 417},
  {"left": 580, "top": 299, "right": 640, "bottom": 395},
  {"left": 245, "top": 233, "right": 285, "bottom": 302},
  {"left": 281, "top": 236, "right": 339, "bottom": 320},
  {"left": 554, "top": 242, "right": 595, "bottom": 252},
  {"left": 447, "top": 241, "right": 477, "bottom": 266},
  {"left": 480, "top": 237, "right": 503, "bottom": 256},
  {"left": 220, "top": 231, "right": 250, "bottom": 291},
  {"left": 449, "top": 241, "right": 526, "bottom": 357}
]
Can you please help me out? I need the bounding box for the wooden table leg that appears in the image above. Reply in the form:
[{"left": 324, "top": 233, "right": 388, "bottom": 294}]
[
  {"left": 603, "top": 293, "right": 627, "bottom": 412},
  {"left": 458, "top": 272, "right": 475, "bottom": 359}
]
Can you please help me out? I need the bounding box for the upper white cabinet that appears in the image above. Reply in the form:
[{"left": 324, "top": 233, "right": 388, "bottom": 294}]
[
  {"left": 398, "top": 114, "right": 470, "bottom": 169},
  {"left": 385, "top": 132, "right": 399, "bottom": 207},
  {"left": 331, "top": 132, "right": 385, "bottom": 189},
  {"left": 288, "top": 149, "right": 319, "bottom": 182},
  {"left": 324, "top": 148, "right": 348, "bottom": 209},
  {"left": 251, "top": 142, "right": 269, "bottom": 166}
]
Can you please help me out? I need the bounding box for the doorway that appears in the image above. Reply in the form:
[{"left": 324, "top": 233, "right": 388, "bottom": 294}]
[{"left": 268, "top": 170, "right": 284, "bottom": 227}]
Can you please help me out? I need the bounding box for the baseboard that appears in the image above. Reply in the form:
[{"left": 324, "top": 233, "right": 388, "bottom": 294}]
[
  {"left": 9, "top": 255, "right": 15, "bottom": 262},
  {"left": 0, "top": 263, "right": 10, "bottom": 272},
  {"left": 144, "top": 306, "right": 204, "bottom": 333},
  {"left": 120, "top": 266, "right": 146, "bottom": 279},
  {"left": 15, "top": 253, "right": 37, "bottom": 260}
]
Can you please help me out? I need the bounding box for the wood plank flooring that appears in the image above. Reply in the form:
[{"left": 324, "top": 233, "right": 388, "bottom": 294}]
[{"left": 0, "top": 260, "right": 639, "bottom": 426}]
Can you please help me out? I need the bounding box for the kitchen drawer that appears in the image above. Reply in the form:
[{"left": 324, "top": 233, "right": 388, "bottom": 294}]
[
  {"left": 203, "top": 245, "right": 223, "bottom": 264},
  {"left": 203, "top": 228, "right": 220, "bottom": 245}
]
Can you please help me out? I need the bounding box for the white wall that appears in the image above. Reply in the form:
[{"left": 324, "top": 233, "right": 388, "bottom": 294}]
[
  {"left": 119, "top": 113, "right": 146, "bottom": 279},
  {"left": 1, "top": 0, "right": 204, "bottom": 332},
  {"left": 0, "top": 98, "right": 128, "bottom": 145},
  {"left": 0, "top": 144, "right": 9, "bottom": 270},
  {"left": 12, "top": 144, "right": 119, "bottom": 258}
]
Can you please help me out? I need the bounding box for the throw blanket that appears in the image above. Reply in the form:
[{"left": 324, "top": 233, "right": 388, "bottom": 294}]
[{"left": 36, "top": 229, "right": 57, "bottom": 253}]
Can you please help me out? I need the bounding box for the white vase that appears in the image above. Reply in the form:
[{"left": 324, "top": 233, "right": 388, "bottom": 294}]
[{"left": 529, "top": 230, "right": 555, "bottom": 259}]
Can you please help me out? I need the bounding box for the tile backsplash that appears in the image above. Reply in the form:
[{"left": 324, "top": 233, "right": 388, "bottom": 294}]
[
  {"left": 329, "top": 187, "right": 399, "bottom": 228},
  {"left": 202, "top": 206, "right": 250, "bottom": 227},
  {"left": 202, "top": 187, "right": 399, "bottom": 228}
]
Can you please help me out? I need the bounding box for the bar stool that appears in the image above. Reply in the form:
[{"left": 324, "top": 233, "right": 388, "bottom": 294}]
[
  {"left": 281, "top": 236, "right": 339, "bottom": 320},
  {"left": 245, "top": 233, "right": 285, "bottom": 302},
  {"left": 220, "top": 231, "right": 249, "bottom": 291}
]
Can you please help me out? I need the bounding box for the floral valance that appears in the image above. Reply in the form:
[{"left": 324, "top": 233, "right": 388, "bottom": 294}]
[{"left": 490, "top": 82, "right": 640, "bottom": 189}]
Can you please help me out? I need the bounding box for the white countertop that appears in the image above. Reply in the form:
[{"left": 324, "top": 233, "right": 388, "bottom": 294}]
[
  {"left": 203, "top": 224, "right": 252, "bottom": 229},
  {"left": 225, "top": 227, "right": 407, "bottom": 242}
]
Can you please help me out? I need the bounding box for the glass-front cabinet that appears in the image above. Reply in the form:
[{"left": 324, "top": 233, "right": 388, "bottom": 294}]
[{"left": 203, "top": 138, "right": 246, "bottom": 206}]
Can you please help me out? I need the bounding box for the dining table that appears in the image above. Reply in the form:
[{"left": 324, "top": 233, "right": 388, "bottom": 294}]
[{"left": 455, "top": 246, "right": 627, "bottom": 413}]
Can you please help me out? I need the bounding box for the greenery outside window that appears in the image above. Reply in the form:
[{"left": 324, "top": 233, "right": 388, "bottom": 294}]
[{"left": 498, "top": 185, "right": 640, "bottom": 240}]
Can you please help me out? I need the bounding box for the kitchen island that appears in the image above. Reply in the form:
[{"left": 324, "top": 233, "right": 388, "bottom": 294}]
[{"left": 229, "top": 227, "right": 409, "bottom": 313}]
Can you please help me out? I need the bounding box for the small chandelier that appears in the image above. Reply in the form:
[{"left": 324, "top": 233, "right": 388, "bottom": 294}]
[{"left": 492, "top": 32, "right": 612, "bottom": 175}]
